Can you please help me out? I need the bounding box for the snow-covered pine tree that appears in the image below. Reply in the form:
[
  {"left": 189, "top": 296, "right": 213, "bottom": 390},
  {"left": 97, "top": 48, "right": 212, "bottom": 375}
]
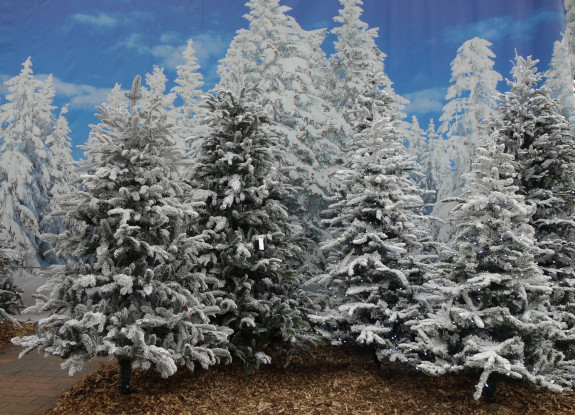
[
  {"left": 330, "top": 0, "right": 407, "bottom": 125},
  {"left": 423, "top": 119, "right": 440, "bottom": 206},
  {"left": 43, "top": 104, "right": 77, "bottom": 246},
  {"left": 84, "top": 84, "right": 129, "bottom": 166},
  {"left": 13, "top": 76, "right": 231, "bottom": 394},
  {"left": 406, "top": 115, "right": 435, "bottom": 209},
  {"left": 189, "top": 81, "right": 314, "bottom": 373},
  {"left": 492, "top": 54, "right": 575, "bottom": 358},
  {"left": 413, "top": 137, "right": 573, "bottom": 402},
  {"left": 545, "top": 34, "right": 575, "bottom": 126},
  {"left": 315, "top": 96, "right": 433, "bottom": 366},
  {"left": 142, "top": 66, "right": 179, "bottom": 146},
  {"left": 0, "top": 58, "right": 62, "bottom": 266},
  {"left": 432, "top": 38, "right": 502, "bottom": 241},
  {"left": 217, "top": 0, "right": 350, "bottom": 243},
  {"left": 172, "top": 39, "right": 205, "bottom": 150}
]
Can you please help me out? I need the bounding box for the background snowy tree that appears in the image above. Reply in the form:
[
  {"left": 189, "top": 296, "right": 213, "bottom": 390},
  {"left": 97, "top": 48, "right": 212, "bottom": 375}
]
[
  {"left": 492, "top": 55, "right": 575, "bottom": 356},
  {"left": 330, "top": 0, "right": 407, "bottom": 124},
  {"left": 217, "top": 0, "right": 350, "bottom": 244},
  {"left": 171, "top": 39, "right": 205, "bottom": 150},
  {"left": 43, "top": 105, "right": 77, "bottom": 244},
  {"left": 406, "top": 115, "right": 435, "bottom": 210},
  {"left": 413, "top": 138, "right": 573, "bottom": 402},
  {"left": 432, "top": 38, "right": 502, "bottom": 241},
  {"left": 315, "top": 97, "right": 433, "bottom": 366},
  {"left": 545, "top": 34, "right": 575, "bottom": 126},
  {"left": 189, "top": 82, "right": 314, "bottom": 373},
  {"left": 13, "top": 76, "right": 231, "bottom": 394},
  {"left": 421, "top": 119, "right": 440, "bottom": 207},
  {"left": 0, "top": 58, "right": 72, "bottom": 266}
]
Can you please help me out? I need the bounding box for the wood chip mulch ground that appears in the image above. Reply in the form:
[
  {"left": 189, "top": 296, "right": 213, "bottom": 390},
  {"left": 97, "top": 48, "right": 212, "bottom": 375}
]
[
  {"left": 0, "top": 320, "right": 36, "bottom": 348},
  {"left": 46, "top": 345, "right": 575, "bottom": 415}
]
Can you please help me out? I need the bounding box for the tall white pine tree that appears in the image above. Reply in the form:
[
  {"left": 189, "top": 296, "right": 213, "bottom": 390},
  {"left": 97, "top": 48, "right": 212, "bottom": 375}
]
[
  {"left": 43, "top": 104, "right": 77, "bottom": 238},
  {"left": 171, "top": 39, "right": 205, "bottom": 150},
  {"left": 217, "top": 0, "right": 350, "bottom": 240},
  {"left": 413, "top": 137, "right": 573, "bottom": 402},
  {"left": 13, "top": 76, "right": 231, "bottom": 394},
  {"left": 432, "top": 38, "right": 502, "bottom": 241},
  {"left": 545, "top": 34, "right": 575, "bottom": 125},
  {"left": 492, "top": 55, "right": 575, "bottom": 357},
  {"left": 189, "top": 81, "right": 314, "bottom": 373},
  {"left": 0, "top": 58, "right": 65, "bottom": 265},
  {"left": 330, "top": 0, "right": 407, "bottom": 124}
]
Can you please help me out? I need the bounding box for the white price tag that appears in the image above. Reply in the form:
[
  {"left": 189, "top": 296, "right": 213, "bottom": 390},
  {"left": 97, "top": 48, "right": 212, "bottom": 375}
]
[{"left": 258, "top": 236, "right": 264, "bottom": 250}]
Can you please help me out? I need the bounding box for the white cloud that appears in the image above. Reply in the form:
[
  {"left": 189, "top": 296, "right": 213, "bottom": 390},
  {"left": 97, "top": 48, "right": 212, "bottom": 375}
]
[
  {"left": 443, "top": 9, "right": 562, "bottom": 44},
  {"left": 0, "top": 73, "right": 110, "bottom": 109},
  {"left": 48, "top": 77, "right": 110, "bottom": 109},
  {"left": 404, "top": 87, "right": 446, "bottom": 116},
  {"left": 118, "top": 31, "right": 228, "bottom": 71},
  {"left": 160, "top": 32, "right": 181, "bottom": 44},
  {"left": 72, "top": 12, "right": 117, "bottom": 27},
  {"left": 191, "top": 33, "right": 230, "bottom": 64}
]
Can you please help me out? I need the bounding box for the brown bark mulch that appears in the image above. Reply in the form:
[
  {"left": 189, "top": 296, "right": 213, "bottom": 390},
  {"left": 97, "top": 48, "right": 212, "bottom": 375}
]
[
  {"left": 0, "top": 320, "right": 36, "bottom": 348},
  {"left": 46, "top": 345, "right": 575, "bottom": 415}
]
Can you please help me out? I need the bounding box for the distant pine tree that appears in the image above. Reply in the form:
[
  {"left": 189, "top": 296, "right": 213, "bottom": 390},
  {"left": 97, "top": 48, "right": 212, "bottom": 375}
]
[
  {"left": 0, "top": 58, "right": 73, "bottom": 265},
  {"left": 432, "top": 38, "right": 502, "bottom": 241},
  {"left": 217, "top": 0, "right": 350, "bottom": 249}
]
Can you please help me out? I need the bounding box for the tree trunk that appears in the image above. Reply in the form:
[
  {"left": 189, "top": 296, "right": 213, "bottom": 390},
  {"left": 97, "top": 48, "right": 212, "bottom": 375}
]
[
  {"left": 483, "top": 374, "right": 498, "bottom": 404},
  {"left": 118, "top": 357, "right": 136, "bottom": 395}
]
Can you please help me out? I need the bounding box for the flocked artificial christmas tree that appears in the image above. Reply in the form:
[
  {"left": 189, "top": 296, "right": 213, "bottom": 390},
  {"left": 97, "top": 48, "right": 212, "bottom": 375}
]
[
  {"left": 492, "top": 54, "right": 575, "bottom": 360},
  {"left": 314, "top": 95, "right": 434, "bottom": 366},
  {"left": 13, "top": 76, "right": 231, "bottom": 394},
  {"left": 492, "top": 56, "right": 575, "bottom": 364},
  {"left": 412, "top": 136, "right": 574, "bottom": 402},
  {"left": 189, "top": 81, "right": 314, "bottom": 373}
]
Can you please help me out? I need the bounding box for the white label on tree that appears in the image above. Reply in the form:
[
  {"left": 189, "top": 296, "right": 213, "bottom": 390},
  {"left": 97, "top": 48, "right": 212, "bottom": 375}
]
[{"left": 258, "top": 236, "right": 264, "bottom": 250}]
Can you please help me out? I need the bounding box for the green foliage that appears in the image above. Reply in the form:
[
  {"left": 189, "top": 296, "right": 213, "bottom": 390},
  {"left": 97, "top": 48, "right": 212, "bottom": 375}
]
[{"left": 191, "top": 83, "right": 315, "bottom": 373}]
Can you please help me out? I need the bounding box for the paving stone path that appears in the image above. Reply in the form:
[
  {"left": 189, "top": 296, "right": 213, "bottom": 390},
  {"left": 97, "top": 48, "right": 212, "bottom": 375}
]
[{"left": 0, "top": 342, "right": 106, "bottom": 415}]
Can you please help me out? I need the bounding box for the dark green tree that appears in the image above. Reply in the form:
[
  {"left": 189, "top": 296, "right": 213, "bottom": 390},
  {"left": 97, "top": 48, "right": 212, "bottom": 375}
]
[{"left": 190, "top": 82, "right": 314, "bottom": 373}]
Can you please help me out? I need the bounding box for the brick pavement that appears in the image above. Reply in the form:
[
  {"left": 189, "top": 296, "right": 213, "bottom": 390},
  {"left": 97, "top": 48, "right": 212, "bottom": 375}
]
[{"left": 0, "top": 343, "right": 107, "bottom": 415}]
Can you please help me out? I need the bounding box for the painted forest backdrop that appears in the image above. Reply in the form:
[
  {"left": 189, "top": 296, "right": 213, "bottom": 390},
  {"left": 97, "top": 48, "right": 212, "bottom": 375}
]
[{"left": 3, "top": 0, "right": 575, "bottom": 401}]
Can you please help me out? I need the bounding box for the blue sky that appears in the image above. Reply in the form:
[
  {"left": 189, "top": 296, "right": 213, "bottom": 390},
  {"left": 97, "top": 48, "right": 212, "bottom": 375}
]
[{"left": 0, "top": 0, "right": 567, "bottom": 159}]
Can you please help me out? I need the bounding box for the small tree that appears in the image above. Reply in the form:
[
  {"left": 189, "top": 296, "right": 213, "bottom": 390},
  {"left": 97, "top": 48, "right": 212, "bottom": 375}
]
[
  {"left": 316, "top": 98, "right": 434, "bottom": 365},
  {"left": 190, "top": 82, "right": 314, "bottom": 373},
  {"left": 413, "top": 138, "right": 573, "bottom": 402},
  {"left": 13, "top": 76, "right": 231, "bottom": 394}
]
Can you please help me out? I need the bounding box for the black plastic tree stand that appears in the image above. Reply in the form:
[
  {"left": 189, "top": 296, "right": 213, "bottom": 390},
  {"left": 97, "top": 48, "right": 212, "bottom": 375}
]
[
  {"left": 118, "top": 357, "right": 138, "bottom": 395},
  {"left": 483, "top": 375, "right": 498, "bottom": 404}
]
